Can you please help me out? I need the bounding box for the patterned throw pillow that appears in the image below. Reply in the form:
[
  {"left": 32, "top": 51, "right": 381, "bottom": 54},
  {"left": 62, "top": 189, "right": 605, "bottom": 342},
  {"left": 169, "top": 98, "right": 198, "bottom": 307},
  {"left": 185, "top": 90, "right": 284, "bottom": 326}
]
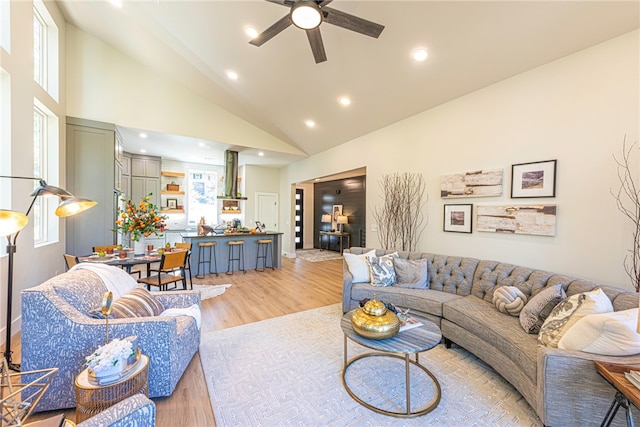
[
  {"left": 519, "top": 284, "right": 566, "bottom": 334},
  {"left": 538, "top": 288, "right": 613, "bottom": 348},
  {"left": 92, "top": 288, "right": 165, "bottom": 319},
  {"left": 367, "top": 255, "right": 397, "bottom": 287},
  {"left": 493, "top": 286, "right": 528, "bottom": 316},
  {"left": 393, "top": 258, "right": 429, "bottom": 289}
]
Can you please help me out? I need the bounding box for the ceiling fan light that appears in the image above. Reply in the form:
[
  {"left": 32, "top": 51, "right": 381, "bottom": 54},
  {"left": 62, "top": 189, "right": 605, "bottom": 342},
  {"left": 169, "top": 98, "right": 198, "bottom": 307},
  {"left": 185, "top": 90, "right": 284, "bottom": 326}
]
[{"left": 291, "top": 2, "right": 322, "bottom": 30}]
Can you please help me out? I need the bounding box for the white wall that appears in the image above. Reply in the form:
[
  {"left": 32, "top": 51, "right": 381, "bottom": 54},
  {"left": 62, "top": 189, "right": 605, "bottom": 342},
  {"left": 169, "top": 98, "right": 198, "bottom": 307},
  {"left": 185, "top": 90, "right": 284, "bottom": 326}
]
[
  {"left": 244, "top": 165, "right": 280, "bottom": 227},
  {"left": 281, "top": 30, "right": 640, "bottom": 290},
  {"left": 1, "top": 0, "right": 68, "bottom": 345}
]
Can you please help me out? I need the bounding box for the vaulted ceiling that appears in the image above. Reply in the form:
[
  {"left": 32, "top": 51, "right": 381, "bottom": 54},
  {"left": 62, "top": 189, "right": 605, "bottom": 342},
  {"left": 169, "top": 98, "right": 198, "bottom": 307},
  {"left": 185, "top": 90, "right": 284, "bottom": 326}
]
[{"left": 57, "top": 1, "right": 640, "bottom": 166}]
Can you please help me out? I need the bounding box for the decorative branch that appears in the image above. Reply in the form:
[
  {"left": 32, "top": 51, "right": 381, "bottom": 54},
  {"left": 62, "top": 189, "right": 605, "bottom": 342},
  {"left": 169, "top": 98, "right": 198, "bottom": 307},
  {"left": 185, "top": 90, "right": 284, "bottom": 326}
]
[
  {"left": 373, "top": 172, "right": 428, "bottom": 251},
  {"left": 611, "top": 136, "right": 640, "bottom": 292}
]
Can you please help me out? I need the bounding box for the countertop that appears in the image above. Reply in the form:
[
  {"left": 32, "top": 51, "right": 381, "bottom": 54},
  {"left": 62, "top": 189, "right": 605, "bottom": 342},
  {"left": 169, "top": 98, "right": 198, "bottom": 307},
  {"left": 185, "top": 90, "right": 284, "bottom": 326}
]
[{"left": 181, "top": 231, "right": 282, "bottom": 238}]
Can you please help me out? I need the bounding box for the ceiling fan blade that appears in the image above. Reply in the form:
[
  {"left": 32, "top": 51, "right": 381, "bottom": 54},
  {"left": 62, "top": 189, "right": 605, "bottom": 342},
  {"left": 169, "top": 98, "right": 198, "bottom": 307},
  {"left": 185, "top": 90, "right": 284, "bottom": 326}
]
[
  {"left": 306, "top": 27, "right": 327, "bottom": 64},
  {"left": 265, "top": 0, "right": 293, "bottom": 7},
  {"left": 318, "top": 0, "right": 333, "bottom": 6},
  {"left": 322, "top": 6, "right": 384, "bottom": 38},
  {"left": 249, "top": 15, "right": 292, "bottom": 47}
]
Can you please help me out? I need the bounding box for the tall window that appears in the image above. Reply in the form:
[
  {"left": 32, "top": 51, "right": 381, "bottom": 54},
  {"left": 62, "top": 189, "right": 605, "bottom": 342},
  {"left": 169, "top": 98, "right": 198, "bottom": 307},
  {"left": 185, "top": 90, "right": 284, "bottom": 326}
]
[
  {"left": 0, "top": 68, "right": 10, "bottom": 213},
  {"left": 0, "top": 1, "right": 10, "bottom": 53},
  {"left": 33, "top": 0, "right": 58, "bottom": 101},
  {"left": 187, "top": 170, "right": 218, "bottom": 225},
  {"left": 33, "top": 99, "right": 60, "bottom": 246}
]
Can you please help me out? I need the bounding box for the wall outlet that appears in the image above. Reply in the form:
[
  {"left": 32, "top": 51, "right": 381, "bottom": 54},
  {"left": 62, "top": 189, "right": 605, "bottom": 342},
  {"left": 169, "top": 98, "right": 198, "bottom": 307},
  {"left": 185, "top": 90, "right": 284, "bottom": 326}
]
[{"left": 371, "top": 224, "right": 378, "bottom": 232}]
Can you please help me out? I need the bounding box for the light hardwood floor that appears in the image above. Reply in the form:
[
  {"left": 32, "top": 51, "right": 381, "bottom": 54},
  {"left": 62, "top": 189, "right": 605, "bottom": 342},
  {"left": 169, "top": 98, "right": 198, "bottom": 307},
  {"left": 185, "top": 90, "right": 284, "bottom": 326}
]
[{"left": 9, "top": 255, "right": 344, "bottom": 426}]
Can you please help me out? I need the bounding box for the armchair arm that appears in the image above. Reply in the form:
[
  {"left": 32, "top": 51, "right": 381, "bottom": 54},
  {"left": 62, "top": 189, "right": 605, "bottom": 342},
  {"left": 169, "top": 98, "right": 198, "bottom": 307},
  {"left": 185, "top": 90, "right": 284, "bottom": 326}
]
[
  {"left": 342, "top": 260, "right": 354, "bottom": 313},
  {"left": 76, "top": 394, "right": 156, "bottom": 427},
  {"left": 153, "top": 290, "right": 200, "bottom": 309}
]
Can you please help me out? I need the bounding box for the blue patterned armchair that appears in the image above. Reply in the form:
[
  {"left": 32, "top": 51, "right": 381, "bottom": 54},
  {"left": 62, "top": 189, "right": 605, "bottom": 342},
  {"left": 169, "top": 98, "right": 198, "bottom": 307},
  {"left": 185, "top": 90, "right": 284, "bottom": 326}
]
[{"left": 21, "top": 269, "right": 200, "bottom": 412}]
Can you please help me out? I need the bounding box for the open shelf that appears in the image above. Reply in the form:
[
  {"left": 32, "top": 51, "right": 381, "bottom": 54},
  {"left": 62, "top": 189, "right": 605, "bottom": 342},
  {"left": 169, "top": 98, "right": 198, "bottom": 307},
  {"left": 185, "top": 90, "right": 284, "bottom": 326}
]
[
  {"left": 162, "top": 208, "right": 185, "bottom": 214},
  {"left": 161, "top": 171, "right": 185, "bottom": 177},
  {"left": 161, "top": 190, "right": 185, "bottom": 195}
]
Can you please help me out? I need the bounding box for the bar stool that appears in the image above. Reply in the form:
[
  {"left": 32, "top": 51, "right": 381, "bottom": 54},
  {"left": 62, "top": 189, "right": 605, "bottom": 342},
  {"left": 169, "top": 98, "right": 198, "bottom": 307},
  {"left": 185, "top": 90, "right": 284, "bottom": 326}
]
[
  {"left": 196, "top": 241, "right": 218, "bottom": 279},
  {"left": 227, "top": 240, "right": 246, "bottom": 275},
  {"left": 255, "top": 239, "right": 274, "bottom": 272}
]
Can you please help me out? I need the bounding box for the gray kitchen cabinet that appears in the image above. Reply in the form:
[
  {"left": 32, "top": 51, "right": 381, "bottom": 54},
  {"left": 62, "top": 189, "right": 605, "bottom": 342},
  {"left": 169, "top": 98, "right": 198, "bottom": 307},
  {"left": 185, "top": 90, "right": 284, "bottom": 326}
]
[
  {"left": 131, "top": 157, "right": 161, "bottom": 177},
  {"left": 131, "top": 176, "right": 160, "bottom": 207},
  {"left": 66, "top": 117, "right": 119, "bottom": 256}
]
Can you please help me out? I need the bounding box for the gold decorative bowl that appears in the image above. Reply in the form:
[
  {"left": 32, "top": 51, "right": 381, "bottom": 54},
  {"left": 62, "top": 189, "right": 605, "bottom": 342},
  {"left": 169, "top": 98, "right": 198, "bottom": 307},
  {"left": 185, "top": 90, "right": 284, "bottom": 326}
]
[{"left": 351, "top": 294, "right": 399, "bottom": 340}]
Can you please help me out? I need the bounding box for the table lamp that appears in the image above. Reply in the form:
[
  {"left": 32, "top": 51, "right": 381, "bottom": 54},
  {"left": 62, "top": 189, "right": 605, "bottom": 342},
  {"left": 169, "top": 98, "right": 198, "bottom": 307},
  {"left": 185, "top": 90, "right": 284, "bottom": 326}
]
[
  {"left": 0, "top": 175, "right": 97, "bottom": 371},
  {"left": 338, "top": 215, "right": 348, "bottom": 233},
  {"left": 321, "top": 214, "right": 331, "bottom": 232}
]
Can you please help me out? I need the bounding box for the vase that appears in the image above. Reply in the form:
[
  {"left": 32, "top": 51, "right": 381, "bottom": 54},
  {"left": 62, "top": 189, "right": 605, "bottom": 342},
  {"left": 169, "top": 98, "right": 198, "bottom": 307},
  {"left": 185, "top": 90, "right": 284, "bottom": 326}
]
[{"left": 133, "top": 237, "right": 146, "bottom": 256}]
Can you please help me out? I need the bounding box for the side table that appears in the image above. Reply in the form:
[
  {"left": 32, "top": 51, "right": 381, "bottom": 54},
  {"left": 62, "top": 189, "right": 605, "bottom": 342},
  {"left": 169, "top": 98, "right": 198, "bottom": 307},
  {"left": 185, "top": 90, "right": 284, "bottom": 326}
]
[
  {"left": 75, "top": 354, "right": 149, "bottom": 423},
  {"left": 594, "top": 360, "right": 640, "bottom": 427}
]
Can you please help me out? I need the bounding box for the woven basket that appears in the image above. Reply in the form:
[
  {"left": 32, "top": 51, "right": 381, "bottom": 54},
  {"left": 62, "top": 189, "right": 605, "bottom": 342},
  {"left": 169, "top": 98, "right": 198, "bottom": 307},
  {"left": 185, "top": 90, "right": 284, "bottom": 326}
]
[{"left": 167, "top": 183, "right": 179, "bottom": 191}]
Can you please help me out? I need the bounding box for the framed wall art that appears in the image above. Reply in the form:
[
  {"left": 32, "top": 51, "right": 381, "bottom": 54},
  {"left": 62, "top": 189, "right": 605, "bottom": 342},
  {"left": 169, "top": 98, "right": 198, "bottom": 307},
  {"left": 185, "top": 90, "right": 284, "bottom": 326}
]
[
  {"left": 441, "top": 169, "right": 503, "bottom": 198},
  {"left": 167, "top": 198, "right": 178, "bottom": 209},
  {"left": 443, "top": 204, "right": 473, "bottom": 233},
  {"left": 476, "top": 204, "right": 557, "bottom": 236},
  {"left": 511, "top": 160, "right": 556, "bottom": 198},
  {"left": 332, "top": 204, "right": 343, "bottom": 231}
]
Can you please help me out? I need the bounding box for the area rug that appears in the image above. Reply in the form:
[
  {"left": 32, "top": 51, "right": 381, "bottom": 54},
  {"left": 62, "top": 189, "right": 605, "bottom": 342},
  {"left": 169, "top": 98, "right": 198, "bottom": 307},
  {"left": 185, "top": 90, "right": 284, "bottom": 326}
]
[
  {"left": 295, "top": 249, "right": 343, "bottom": 262},
  {"left": 200, "top": 304, "right": 542, "bottom": 426}
]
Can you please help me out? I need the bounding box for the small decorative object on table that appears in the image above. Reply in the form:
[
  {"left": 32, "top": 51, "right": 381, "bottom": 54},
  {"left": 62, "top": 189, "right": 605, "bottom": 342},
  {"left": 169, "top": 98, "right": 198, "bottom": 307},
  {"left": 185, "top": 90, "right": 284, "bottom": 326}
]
[
  {"left": 351, "top": 294, "right": 400, "bottom": 340},
  {"left": 85, "top": 337, "right": 140, "bottom": 385}
]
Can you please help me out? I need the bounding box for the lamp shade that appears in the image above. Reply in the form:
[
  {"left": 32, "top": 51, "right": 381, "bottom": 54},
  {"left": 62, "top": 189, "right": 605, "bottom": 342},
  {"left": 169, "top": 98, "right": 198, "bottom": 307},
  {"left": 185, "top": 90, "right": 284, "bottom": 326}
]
[
  {"left": 55, "top": 197, "right": 98, "bottom": 217},
  {"left": 30, "top": 182, "right": 73, "bottom": 198},
  {"left": 321, "top": 214, "right": 332, "bottom": 223},
  {"left": 0, "top": 210, "right": 28, "bottom": 236},
  {"left": 290, "top": 1, "right": 322, "bottom": 29},
  {"left": 337, "top": 215, "right": 348, "bottom": 225}
]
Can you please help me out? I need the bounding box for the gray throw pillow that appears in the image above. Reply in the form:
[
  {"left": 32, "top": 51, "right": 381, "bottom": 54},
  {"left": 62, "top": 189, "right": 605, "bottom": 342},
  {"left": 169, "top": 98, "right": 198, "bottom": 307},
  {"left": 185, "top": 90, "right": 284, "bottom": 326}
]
[
  {"left": 519, "top": 284, "right": 566, "bottom": 334},
  {"left": 393, "top": 258, "right": 429, "bottom": 289}
]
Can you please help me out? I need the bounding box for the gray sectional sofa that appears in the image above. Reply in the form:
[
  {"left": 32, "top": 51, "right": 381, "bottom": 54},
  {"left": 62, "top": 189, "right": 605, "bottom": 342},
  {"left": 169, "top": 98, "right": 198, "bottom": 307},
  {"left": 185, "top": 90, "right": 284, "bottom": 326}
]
[{"left": 342, "top": 248, "right": 640, "bottom": 427}]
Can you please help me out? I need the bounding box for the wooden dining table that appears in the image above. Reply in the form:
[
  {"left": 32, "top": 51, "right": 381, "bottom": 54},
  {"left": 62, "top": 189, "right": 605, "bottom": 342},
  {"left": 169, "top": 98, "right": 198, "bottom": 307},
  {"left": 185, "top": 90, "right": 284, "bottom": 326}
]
[{"left": 78, "top": 253, "right": 162, "bottom": 276}]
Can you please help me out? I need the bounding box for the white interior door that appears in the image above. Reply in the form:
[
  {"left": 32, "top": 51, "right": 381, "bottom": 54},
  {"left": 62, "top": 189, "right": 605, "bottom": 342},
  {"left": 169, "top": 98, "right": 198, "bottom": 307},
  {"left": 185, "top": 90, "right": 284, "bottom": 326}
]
[{"left": 256, "top": 192, "right": 278, "bottom": 231}]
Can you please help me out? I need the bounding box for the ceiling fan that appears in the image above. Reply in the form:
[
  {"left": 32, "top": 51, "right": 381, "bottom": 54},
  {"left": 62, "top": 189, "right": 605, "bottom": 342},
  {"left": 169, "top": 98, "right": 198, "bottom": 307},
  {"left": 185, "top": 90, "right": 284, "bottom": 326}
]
[{"left": 249, "top": 0, "right": 385, "bottom": 64}]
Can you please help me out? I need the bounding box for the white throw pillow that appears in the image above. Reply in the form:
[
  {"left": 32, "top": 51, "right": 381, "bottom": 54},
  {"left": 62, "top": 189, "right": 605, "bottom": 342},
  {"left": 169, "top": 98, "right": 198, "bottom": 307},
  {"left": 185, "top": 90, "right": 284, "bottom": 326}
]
[
  {"left": 343, "top": 250, "right": 376, "bottom": 283},
  {"left": 538, "top": 288, "right": 613, "bottom": 348},
  {"left": 558, "top": 309, "right": 640, "bottom": 356}
]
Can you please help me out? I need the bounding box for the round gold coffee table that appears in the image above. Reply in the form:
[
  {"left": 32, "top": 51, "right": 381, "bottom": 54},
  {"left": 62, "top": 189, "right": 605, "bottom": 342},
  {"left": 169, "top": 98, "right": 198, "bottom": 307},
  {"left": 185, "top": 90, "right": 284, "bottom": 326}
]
[
  {"left": 340, "top": 310, "right": 442, "bottom": 418},
  {"left": 74, "top": 354, "right": 149, "bottom": 423}
]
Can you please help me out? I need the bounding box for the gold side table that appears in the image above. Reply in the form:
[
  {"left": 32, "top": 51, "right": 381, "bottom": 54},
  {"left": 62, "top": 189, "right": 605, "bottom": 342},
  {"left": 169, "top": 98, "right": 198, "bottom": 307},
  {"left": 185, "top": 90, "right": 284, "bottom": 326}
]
[{"left": 74, "top": 354, "right": 149, "bottom": 423}]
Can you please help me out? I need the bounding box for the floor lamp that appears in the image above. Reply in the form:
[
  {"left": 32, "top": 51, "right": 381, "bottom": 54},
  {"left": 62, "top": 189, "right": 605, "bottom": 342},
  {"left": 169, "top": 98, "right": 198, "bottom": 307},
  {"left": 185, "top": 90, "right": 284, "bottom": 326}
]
[{"left": 0, "top": 175, "right": 97, "bottom": 371}]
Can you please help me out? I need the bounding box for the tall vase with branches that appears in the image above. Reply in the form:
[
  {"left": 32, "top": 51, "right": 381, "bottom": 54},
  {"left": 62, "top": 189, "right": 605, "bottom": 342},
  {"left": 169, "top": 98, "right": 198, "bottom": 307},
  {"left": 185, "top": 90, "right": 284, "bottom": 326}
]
[
  {"left": 373, "top": 172, "right": 428, "bottom": 251},
  {"left": 612, "top": 136, "right": 640, "bottom": 292}
]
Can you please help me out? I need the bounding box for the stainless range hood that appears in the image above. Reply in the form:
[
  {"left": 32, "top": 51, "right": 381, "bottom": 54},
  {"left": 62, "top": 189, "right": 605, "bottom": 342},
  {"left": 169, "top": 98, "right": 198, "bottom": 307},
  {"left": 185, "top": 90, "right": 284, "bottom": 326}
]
[{"left": 217, "top": 150, "right": 247, "bottom": 200}]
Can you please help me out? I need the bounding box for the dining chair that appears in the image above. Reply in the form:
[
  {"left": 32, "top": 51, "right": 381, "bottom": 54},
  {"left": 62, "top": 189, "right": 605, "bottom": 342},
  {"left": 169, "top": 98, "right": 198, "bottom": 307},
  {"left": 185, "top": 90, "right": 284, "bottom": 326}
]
[
  {"left": 174, "top": 242, "right": 193, "bottom": 289},
  {"left": 136, "top": 250, "right": 187, "bottom": 291},
  {"left": 63, "top": 254, "right": 79, "bottom": 271}
]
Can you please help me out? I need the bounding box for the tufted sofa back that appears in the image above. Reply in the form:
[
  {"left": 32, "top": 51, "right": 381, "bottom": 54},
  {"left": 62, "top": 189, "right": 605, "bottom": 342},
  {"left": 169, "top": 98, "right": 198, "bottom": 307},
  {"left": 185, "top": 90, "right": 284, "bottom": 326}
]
[{"left": 346, "top": 247, "right": 479, "bottom": 296}]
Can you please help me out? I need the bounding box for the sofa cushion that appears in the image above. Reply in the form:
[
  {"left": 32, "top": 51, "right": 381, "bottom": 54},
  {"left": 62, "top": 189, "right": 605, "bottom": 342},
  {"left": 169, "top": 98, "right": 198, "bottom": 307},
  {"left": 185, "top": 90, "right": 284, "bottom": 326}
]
[
  {"left": 558, "top": 308, "right": 640, "bottom": 356},
  {"left": 343, "top": 250, "right": 376, "bottom": 283},
  {"left": 108, "top": 288, "right": 166, "bottom": 318},
  {"left": 538, "top": 288, "right": 613, "bottom": 348},
  {"left": 367, "top": 254, "right": 397, "bottom": 287},
  {"left": 493, "top": 286, "right": 527, "bottom": 316},
  {"left": 52, "top": 270, "right": 109, "bottom": 316},
  {"left": 442, "top": 295, "right": 539, "bottom": 382},
  {"left": 393, "top": 258, "right": 429, "bottom": 289},
  {"left": 350, "top": 283, "right": 462, "bottom": 318},
  {"left": 519, "top": 284, "right": 566, "bottom": 334}
]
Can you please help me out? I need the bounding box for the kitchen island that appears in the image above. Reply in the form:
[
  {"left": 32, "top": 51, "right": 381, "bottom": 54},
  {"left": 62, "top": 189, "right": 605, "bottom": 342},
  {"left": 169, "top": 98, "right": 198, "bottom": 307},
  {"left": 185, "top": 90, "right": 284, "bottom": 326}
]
[{"left": 181, "top": 231, "right": 283, "bottom": 274}]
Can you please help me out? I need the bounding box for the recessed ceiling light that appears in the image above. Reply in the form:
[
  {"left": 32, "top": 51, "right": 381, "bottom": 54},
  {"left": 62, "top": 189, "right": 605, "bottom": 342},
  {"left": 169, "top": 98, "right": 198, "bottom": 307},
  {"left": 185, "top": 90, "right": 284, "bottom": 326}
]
[
  {"left": 339, "top": 96, "right": 351, "bottom": 106},
  {"left": 139, "top": 133, "right": 147, "bottom": 138},
  {"left": 258, "top": 152, "right": 264, "bottom": 157},
  {"left": 198, "top": 142, "right": 206, "bottom": 147},
  {"left": 226, "top": 70, "right": 239, "bottom": 81},
  {"left": 244, "top": 25, "right": 258, "bottom": 39},
  {"left": 140, "top": 149, "right": 147, "bottom": 153},
  {"left": 109, "top": 0, "right": 123, "bottom": 8},
  {"left": 304, "top": 120, "right": 316, "bottom": 128},
  {"left": 412, "top": 48, "right": 428, "bottom": 62}
]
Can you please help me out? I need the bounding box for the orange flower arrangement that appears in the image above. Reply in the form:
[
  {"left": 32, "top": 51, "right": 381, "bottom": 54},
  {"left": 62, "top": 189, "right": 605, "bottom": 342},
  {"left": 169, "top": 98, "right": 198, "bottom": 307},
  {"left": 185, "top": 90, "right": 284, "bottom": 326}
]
[{"left": 115, "top": 194, "right": 167, "bottom": 242}]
